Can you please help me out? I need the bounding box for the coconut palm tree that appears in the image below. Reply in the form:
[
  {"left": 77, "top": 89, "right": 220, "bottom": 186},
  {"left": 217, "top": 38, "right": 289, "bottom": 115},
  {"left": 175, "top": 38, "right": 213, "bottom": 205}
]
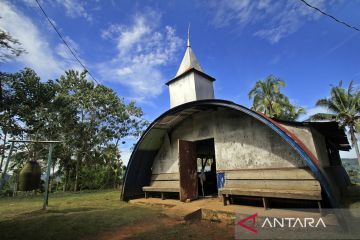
[
  {"left": 308, "top": 80, "right": 360, "bottom": 165},
  {"left": 248, "top": 75, "right": 305, "bottom": 121}
]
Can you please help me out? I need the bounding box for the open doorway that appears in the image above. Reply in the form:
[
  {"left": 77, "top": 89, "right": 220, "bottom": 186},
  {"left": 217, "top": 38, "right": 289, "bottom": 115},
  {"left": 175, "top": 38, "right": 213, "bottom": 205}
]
[
  {"left": 178, "top": 138, "right": 217, "bottom": 202},
  {"left": 195, "top": 138, "right": 217, "bottom": 197}
]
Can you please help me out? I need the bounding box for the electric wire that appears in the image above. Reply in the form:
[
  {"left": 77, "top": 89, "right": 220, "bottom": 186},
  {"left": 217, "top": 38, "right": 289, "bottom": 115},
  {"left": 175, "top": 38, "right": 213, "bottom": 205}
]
[
  {"left": 299, "top": 0, "right": 360, "bottom": 32},
  {"left": 34, "top": 0, "right": 100, "bottom": 84}
]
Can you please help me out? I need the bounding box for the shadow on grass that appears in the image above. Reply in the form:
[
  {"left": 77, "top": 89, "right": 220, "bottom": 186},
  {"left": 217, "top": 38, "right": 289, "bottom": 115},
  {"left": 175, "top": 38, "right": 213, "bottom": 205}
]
[
  {"left": 45, "top": 207, "right": 98, "bottom": 214},
  {"left": 0, "top": 205, "right": 161, "bottom": 240}
]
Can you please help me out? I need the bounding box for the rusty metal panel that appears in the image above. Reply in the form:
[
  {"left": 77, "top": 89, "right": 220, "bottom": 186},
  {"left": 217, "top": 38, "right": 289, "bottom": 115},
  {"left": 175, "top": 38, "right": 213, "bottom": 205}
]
[{"left": 178, "top": 139, "right": 198, "bottom": 202}]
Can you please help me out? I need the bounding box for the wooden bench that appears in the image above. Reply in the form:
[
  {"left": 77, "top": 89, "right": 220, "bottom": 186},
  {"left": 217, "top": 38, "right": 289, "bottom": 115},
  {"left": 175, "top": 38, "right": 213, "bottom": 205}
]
[
  {"left": 218, "top": 168, "right": 322, "bottom": 209},
  {"left": 142, "top": 173, "right": 180, "bottom": 200}
]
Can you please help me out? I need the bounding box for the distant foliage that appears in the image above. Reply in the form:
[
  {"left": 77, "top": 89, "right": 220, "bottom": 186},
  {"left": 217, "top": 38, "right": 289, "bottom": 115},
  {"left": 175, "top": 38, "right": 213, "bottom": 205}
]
[{"left": 342, "top": 158, "right": 360, "bottom": 184}]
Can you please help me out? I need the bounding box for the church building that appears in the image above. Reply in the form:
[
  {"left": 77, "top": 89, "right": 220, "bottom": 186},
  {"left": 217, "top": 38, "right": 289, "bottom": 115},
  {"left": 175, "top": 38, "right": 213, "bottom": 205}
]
[{"left": 121, "top": 34, "right": 351, "bottom": 208}]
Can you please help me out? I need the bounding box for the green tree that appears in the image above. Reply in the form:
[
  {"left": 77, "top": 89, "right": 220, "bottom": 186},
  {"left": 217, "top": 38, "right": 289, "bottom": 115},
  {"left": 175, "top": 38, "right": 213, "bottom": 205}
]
[
  {"left": 0, "top": 29, "right": 27, "bottom": 170},
  {"left": 308, "top": 81, "right": 360, "bottom": 165},
  {"left": 0, "top": 27, "right": 26, "bottom": 62},
  {"left": 0, "top": 71, "right": 22, "bottom": 171},
  {"left": 55, "top": 70, "right": 147, "bottom": 191},
  {"left": 0, "top": 68, "right": 147, "bottom": 191},
  {"left": 0, "top": 69, "right": 52, "bottom": 170},
  {"left": 248, "top": 75, "right": 305, "bottom": 120}
]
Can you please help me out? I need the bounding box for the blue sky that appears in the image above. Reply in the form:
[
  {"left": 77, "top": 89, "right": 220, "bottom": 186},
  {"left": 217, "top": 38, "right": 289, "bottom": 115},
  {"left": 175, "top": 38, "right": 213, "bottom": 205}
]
[{"left": 1, "top": 0, "right": 359, "bottom": 162}]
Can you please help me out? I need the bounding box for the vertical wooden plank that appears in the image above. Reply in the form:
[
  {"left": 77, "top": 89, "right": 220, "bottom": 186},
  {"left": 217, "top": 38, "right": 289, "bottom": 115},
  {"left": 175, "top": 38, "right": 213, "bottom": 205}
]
[
  {"left": 262, "top": 197, "right": 269, "bottom": 210},
  {"left": 178, "top": 139, "right": 198, "bottom": 202},
  {"left": 318, "top": 201, "right": 323, "bottom": 216},
  {"left": 223, "top": 194, "right": 227, "bottom": 206}
]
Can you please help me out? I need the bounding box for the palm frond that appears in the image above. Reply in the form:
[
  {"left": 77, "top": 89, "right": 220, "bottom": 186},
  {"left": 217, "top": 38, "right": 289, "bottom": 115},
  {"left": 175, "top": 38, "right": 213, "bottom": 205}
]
[
  {"left": 315, "top": 98, "right": 329, "bottom": 107},
  {"left": 306, "top": 113, "right": 336, "bottom": 121}
]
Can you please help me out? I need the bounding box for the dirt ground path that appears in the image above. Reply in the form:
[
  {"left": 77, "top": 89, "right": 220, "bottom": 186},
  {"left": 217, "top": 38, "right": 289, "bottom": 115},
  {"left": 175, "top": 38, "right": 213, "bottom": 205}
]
[
  {"left": 92, "top": 216, "right": 234, "bottom": 240},
  {"left": 94, "top": 216, "right": 180, "bottom": 240}
]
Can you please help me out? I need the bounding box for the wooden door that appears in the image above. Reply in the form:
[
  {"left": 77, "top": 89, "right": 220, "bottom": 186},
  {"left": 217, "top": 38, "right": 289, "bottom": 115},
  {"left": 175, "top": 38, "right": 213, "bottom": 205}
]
[{"left": 178, "top": 139, "right": 198, "bottom": 202}]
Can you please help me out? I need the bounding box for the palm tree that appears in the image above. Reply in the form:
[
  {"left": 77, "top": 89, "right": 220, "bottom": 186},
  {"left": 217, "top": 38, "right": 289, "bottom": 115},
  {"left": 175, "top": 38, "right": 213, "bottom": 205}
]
[
  {"left": 249, "top": 75, "right": 305, "bottom": 121},
  {"left": 308, "top": 80, "right": 360, "bottom": 165}
]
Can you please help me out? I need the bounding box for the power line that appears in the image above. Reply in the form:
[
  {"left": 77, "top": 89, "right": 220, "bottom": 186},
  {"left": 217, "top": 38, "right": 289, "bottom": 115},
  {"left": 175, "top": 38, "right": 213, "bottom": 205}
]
[
  {"left": 34, "top": 0, "right": 100, "bottom": 84},
  {"left": 299, "top": 0, "right": 360, "bottom": 32}
]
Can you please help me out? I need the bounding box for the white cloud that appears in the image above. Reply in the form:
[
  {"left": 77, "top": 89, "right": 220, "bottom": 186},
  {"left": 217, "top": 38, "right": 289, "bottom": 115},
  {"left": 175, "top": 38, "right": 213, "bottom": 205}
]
[
  {"left": 21, "top": 0, "right": 39, "bottom": 8},
  {"left": 54, "top": 36, "right": 85, "bottom": 72},
  {"left": 0, "top": 1, "right": 82, "bottom": 79},
  {"left": 340, "top": 127, "right": 360, "bottom": 159},
  {"left": 206, "top": 0, "right": 334, "bottom": 43},
  {"left": 0, "top": 1, "right": 63, "bottom": 78},
  {"left": 323, "top": 32, "right": 359, "bottom": 57},
  {"left": 298, "top": 105, "right": 331, "bottom": 121},
  {"left": 55, "top": 0, "right": 92, "bottom": 22},
  {"left": 98, "top": 9, "right": 183, "bottom": 101},
  {"left": 340, "top": 143, "right": 359, "bottom": 159},
  {"left": 269, "top": 55, "right": 281, "bottom": 65},
  {"left": 121, "top": 149, "right": 133, "bottom": 166},
  {"left": 22, "top": 0, "right": 92, "bottom": 22}
]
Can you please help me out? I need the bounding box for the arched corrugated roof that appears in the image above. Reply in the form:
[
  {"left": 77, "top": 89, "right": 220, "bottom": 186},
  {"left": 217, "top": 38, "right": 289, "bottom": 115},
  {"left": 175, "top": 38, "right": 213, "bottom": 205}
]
[{"left": 121, "top": 99, "right": 339, "bottom": 207}]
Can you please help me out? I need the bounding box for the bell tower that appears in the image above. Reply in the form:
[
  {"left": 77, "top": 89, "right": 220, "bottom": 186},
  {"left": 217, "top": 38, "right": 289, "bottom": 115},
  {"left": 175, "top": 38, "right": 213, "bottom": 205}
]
[{"left": 166, "top": 27, "right": 215, "bottom": 108}]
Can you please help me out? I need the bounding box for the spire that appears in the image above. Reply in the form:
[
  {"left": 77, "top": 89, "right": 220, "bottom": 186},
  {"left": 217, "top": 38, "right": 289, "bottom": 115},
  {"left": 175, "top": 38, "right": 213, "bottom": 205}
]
[
  {"left": 175, "top": 26, "right": 203, "bottom": 77},
  {"left": 187, "top": 24, "right": 190, "bottom": 47},
  {"left": 166, "top": 26, "right": 215, "bottom": 108}
]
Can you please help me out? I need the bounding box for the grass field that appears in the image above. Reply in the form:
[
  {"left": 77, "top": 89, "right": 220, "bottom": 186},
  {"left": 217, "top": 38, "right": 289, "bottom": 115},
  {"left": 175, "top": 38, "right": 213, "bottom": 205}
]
[
  {"left": 2, "top": 189, "right": 360, "bottom": 240},
  {"left": 0, "top": 190, "right": 233, "bottom": 240}
]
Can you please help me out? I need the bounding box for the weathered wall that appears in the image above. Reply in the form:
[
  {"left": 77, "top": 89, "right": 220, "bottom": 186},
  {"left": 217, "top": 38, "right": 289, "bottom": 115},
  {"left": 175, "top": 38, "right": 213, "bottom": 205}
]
[
  {"left": 279, "top": 123, "right": 330, "bottom": 167},
  {"left": 311, "top": 128, "right": 330, "bottom": 167},
  {"left": 168, "top": 73, "right": 196, "bottom": 108},
  {"left": 168, "top": 72, "right": 214, "bottom": 108},
  {"left": 152, "top": 109, "right": 308, "bottom": 174},
  {"left": 194, "top": 74, "right": 215, "bottom": 100}
]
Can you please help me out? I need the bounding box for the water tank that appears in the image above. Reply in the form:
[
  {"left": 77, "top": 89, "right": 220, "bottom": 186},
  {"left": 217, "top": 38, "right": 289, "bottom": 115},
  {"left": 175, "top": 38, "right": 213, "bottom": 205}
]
[{"left": 18, "top": 161, "right": 42, "bottom": 191}]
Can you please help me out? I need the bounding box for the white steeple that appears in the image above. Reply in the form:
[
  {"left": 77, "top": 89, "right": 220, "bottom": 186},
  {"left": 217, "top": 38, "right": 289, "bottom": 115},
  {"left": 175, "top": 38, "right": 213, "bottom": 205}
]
[
  {"left": 166, "top": 27, "right": 215, "bottom": 108},
  {"left": 175, "top": 26, "right": 203, "bottom": 76}
]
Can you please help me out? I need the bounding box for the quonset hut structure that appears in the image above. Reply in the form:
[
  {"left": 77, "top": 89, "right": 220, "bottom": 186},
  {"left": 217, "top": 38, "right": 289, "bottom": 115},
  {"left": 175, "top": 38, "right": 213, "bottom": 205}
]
[{"left": 122, "top": 36, "right": 351, "bottom": 208}]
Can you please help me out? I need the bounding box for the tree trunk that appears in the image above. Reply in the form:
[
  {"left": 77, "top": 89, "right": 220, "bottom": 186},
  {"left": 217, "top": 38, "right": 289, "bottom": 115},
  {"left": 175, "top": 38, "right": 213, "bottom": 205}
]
[
  {"left": 63, "top": 173, "right": 67, "bottom": 192},
  {"left": 74, "top": 152, "right": 81, "bottom": 192},
  {"left": 349, "top": 125, "right": 360, "bottom": 166},
  {"left": 63, "top": 168, "right": 69, "bottom": 192},
  {"left": 115, "top": 138, "right": 122, "bottom": 189},
  {"left": 0, "top": 132, "right": 7, "bottom": 171}
]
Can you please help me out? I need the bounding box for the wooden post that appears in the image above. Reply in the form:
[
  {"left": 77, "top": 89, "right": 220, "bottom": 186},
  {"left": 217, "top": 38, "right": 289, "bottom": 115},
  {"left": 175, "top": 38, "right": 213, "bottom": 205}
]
[
  {"left": 262, "top": 197, "right": 269, "bottom": 210},
  {"left": 43, "top": 144, "right": 54, "bottom": 210},
  {"left": 223, "top": 194, "right": 228, "bottom": 206},
  {"left": 318, "top": 201, "right": 323, "bottom": 216}
]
